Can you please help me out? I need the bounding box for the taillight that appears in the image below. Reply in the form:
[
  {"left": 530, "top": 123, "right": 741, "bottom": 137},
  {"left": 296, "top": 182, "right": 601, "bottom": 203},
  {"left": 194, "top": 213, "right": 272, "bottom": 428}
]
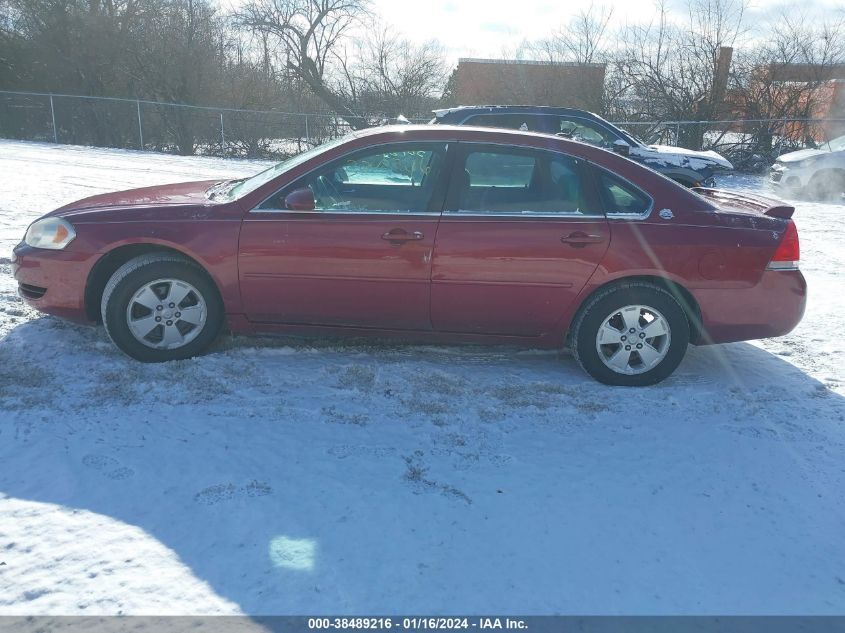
[{"left": 767, "top": 220, "right": 799, "bottom": 271}]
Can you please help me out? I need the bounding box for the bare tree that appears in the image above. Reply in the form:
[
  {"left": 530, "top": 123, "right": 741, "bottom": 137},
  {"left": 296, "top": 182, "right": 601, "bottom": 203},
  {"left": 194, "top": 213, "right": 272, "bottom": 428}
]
[
  {"left": 517, "top": 5, "right": 614, "bottom": 114},
  {"left": 236, "top": 0, "right": 370, "bottom": 128},
  {"left": 730, "top": 13, "right": 845, "bottom": 158},
  {"left": 614, "top": 0, "right": 748, "bottom": 147},
  {"left": 524, "top": 4, "right": 614, "bottom": 65},
  {"left": 353, "top": 24, "right": 447, "bottom": 119},
  {"left": 127, "top": 0, "right": 229, "bottom": 153}
]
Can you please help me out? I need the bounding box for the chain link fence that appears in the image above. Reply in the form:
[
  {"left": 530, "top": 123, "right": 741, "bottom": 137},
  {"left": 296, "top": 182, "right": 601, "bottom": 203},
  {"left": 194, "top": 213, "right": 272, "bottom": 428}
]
[
  {"left": 0, "top": 90, "right": 431, "bottom": 158},
  {"left": 2, "top": 90, "right": 843, "bottom": 170}
]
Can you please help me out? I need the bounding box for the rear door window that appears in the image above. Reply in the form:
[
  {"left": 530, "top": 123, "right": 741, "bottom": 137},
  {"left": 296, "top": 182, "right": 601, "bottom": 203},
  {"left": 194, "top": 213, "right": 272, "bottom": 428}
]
[{"left": 452, "top": 146, "right": 595, "bottom": 215}]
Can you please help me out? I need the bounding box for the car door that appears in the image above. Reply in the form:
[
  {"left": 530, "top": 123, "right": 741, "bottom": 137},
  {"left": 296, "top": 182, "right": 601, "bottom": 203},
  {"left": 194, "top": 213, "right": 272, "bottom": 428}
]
[
  {"left": 430, "top": 143, "right": 610, "bottom": 336},
  {"left": 238, "top": 142, "right": 450, "bottom": 329}
]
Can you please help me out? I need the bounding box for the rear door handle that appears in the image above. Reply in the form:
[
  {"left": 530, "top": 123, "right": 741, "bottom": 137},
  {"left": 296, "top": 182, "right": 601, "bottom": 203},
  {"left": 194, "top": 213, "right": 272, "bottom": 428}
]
[
  {"left": 561, "top": 232, "right": 604, "bottom": 247},
  {"left": 382, "top": 229, "right": 424, "bottom": 244}
]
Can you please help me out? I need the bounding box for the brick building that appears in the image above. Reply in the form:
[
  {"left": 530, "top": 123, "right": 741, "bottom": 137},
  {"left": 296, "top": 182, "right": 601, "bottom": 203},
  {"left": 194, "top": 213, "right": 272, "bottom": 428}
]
[
  {"left": 728, "top": 63, "right": 845, "bottom": 141},
  {"left": 769, "top": 63, "right": 845, "bottom": 135},
  {"left": 451, "top": 58, "right": 607, "bottom": 112}
]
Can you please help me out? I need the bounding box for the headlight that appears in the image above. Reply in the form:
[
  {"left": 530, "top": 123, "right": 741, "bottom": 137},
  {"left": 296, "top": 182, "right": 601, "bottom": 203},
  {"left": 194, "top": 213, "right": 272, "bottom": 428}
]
[{"left": 24, "top": 217, "right": 76, "bottom": 250}]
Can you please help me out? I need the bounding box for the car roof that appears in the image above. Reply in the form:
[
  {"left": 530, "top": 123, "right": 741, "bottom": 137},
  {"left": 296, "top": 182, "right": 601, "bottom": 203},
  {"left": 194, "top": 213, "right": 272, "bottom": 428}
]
[
  {"left": 349, "top": 124, "right": 600, "bottom": 152},
  {"left": 430, "top": 106, "right": 643, "bottom": 148},
  {"left": 353, "top": 123, "right": 598, "bottom": 141},
  {"left": 433, "top": 105, "right": 602, "bottom": 119}
]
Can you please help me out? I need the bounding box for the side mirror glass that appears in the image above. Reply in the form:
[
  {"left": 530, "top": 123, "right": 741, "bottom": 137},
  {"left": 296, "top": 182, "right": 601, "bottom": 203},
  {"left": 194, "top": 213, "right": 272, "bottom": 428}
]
[
  {"left": 613, "top": 139, "right": 631, "bottom": 156},
  {"left": 284, "top": 187, "right": 316, "bottom": 211}
]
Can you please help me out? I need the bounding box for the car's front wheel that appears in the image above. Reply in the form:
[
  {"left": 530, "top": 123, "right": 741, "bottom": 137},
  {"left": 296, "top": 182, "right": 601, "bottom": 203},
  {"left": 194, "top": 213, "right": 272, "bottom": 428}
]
[
  {"left": 570, "top": 283, "right": 690, "bottom": 386},
  {"left": 808, "top": 170, "right": 845, "bottom": 202},
  {"left": 101, "top": 253, "right": 223, "bottom": 362}
]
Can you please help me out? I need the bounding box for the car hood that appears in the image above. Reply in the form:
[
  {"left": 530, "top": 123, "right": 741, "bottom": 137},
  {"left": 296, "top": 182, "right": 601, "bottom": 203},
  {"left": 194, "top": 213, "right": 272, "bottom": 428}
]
[
  {"left": 643, "top": 145, "right": 734, "bottom": 170},
  {"left": 51, "top": 180, "right": 220, "bottom": 216},
  {"left": 776, "top": 148, "right": 833, "bottom": 164}
]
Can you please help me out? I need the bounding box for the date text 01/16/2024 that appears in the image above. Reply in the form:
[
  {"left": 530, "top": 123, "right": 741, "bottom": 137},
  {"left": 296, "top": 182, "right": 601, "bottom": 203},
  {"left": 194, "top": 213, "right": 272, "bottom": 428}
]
[{"left": 307, "top": 618, "right": 529, "bottom": 630}]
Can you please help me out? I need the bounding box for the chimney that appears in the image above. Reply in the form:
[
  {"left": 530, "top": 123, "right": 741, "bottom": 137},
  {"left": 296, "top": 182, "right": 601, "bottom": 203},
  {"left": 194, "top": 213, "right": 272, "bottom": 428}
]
[{"left": 712, "top": 46, "right": 733, "bottom": 111}]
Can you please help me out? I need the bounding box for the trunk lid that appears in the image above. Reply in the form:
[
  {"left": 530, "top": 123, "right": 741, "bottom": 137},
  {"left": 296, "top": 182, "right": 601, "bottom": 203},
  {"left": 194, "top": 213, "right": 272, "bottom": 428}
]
[{"left": 691, "top": 187, "right": 795, "bottom": 219}]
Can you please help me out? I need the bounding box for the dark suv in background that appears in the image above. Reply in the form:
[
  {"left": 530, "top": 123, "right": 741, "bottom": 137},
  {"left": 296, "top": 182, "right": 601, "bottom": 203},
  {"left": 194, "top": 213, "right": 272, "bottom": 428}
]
[{"left": 432, "top": 105, "right": 733, "bottom": 187}]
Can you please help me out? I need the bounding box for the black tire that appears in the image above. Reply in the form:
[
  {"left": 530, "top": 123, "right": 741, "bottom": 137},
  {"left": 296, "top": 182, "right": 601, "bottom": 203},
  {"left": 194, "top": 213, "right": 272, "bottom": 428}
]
[
  {"left": 101, "top": 253, "right": 223, "bottom": 362},
  {"left": 570, "top": 282, "right": 690, "bottom": 386}
]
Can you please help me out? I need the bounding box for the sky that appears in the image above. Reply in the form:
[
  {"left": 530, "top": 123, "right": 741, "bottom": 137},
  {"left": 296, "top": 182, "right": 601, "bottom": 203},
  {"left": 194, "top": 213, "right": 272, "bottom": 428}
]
[{"left": 372, "top": 0, "right": 845, "bottom": 65}]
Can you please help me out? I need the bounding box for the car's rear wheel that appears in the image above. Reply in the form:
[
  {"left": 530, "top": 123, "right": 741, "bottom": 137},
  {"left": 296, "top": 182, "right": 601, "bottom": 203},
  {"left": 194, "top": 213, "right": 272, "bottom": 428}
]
[
  {"left": 570, "top": 283, "right": 690, "bottom": 386},
  {"left": 101, "top": 253, "right": 223, "bottom": 362}
]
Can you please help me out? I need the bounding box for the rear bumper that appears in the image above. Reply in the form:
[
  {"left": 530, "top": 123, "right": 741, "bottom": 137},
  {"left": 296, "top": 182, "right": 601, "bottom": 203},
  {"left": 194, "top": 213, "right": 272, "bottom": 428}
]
[
  {"left": 11, "top": 242, "right": 94, "bottom": 323},
  {"left": 693, "top": 270, "right": 807, "bottom": 345}
]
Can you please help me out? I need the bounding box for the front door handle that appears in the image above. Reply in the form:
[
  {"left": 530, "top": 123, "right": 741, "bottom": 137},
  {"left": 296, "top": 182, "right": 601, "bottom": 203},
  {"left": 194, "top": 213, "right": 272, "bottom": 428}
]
[
  {"left": 561, "top": 232, "right": 604, "bottom": 247},
  {"left": 382, "top": 229, "right": 424, "bottom": 244}
]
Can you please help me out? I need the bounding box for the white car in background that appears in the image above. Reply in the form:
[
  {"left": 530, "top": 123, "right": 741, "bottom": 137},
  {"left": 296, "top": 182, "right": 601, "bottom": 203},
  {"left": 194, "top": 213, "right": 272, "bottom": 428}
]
[{"left": 770, "top": 134, "right": 845, "bottom": 201}]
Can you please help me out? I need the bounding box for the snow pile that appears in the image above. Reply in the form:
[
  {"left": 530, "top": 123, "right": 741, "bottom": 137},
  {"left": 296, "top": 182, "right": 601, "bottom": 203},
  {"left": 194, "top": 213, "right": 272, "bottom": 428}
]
[{"left": 0, "top": 142, "right": 843, "bottom": 615}]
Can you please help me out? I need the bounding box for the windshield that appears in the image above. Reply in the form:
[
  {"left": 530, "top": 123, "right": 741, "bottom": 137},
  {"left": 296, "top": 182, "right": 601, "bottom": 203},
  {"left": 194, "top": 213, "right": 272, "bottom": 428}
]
[
  {"left": 220, "top": 133, "right": 357, "bottom": 200},
  {"left": 590, "top": 113, "right": 643, "bottom": 147},
  {"left": 821, "top": 134, "right": 845, "bottom": 152}
]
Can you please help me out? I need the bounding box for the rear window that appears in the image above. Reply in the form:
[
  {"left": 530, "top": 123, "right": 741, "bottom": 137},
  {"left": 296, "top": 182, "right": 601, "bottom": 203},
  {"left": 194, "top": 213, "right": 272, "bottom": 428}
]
[{"left": 555, "top": 118, "right": 618, "bottom": 149}]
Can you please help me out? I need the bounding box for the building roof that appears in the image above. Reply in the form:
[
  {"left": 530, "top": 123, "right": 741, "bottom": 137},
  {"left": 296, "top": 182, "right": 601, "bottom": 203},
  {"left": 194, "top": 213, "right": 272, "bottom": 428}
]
[{"left": 457, "top": 57, "right": 606, "bottom": 69}]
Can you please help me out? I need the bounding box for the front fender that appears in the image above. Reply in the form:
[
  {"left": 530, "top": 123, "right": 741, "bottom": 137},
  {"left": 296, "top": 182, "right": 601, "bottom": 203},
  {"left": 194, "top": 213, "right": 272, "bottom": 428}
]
[{"left": 78, "top": 219, "right": 243, "bottom": 315}]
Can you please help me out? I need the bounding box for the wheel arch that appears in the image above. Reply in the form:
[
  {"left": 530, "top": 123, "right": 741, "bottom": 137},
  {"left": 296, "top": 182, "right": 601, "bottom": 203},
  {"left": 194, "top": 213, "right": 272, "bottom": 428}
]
[
  {"left": 85, "top": 243, "right": 222, "bottom": 323},
  {"left": 810, "top": 166, "right": 845, "bottom": 179},
  {"left": 808, "top": 167, "right": 845, "bottom": 190},
  {"left": 566, "top": 275, "right": 703, "bottom": 346}
]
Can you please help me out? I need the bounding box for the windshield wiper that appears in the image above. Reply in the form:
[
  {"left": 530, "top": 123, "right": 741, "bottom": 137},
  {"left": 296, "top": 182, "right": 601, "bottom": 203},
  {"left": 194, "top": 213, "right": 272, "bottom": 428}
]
[{"left": 205, "top": 178, "right": 245, "bottom": 200}]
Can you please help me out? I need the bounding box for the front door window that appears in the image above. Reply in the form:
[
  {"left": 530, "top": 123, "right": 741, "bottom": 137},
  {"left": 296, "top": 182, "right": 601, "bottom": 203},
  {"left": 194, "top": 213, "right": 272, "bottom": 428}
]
[{"left": 259, "top": 144, "right": 447, "bottom": 214}]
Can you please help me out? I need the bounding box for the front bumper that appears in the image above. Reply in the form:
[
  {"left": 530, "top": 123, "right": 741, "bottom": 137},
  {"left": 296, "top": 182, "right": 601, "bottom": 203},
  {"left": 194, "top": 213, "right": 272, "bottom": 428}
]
[
  {"left": 769, "top": 163, "right": 808, "bottom": 191},
  {"left": 693, "top": 270, "right": 807, "bottom": 345},
  {"left": 11, "top": 242, "right": 95, "bottom": 323}
]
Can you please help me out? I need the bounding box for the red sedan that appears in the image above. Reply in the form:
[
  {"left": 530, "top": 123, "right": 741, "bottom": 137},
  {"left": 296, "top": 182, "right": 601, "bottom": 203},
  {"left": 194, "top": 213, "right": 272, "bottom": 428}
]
[{"left": 11, "top": 126, "right": 805, "bottom": 386}]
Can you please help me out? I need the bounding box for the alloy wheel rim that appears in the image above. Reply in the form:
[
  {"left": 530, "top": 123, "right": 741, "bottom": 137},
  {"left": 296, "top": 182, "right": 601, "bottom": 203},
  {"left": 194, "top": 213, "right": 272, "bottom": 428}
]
[
  {"left": 595, "top": 304, "right": 671, "bottom": 375},
  {"left": 125, "top": 278, "right": 207, "bottom": 350}
]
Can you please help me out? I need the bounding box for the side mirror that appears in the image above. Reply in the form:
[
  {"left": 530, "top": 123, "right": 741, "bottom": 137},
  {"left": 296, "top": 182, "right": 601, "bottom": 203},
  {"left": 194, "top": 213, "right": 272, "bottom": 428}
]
[
  {"left": 613, "top": 139, "right": 631, "bottom": 156},
  {"left": 284, "top": 187, "right": 315, "bottom": 211}
]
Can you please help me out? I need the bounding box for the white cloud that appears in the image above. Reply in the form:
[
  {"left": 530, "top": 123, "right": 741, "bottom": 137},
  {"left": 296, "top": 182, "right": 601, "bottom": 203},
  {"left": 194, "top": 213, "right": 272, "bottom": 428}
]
[{"left": 370, "top": 0, "right": 845, "bottom": 66}]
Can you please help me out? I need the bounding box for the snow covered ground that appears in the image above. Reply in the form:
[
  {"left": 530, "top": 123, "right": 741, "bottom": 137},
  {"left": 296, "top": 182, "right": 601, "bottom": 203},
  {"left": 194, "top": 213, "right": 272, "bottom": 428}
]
[{"left": 0, "top": 140, "right": 844, "bottom": 616}]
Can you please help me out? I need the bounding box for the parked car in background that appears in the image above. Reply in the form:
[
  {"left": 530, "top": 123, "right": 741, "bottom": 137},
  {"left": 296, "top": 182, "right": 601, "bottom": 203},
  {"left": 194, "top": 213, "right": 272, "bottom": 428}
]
[
  {"left": 13, "top": 125, "right": 803, "bottom": 386},
  {"left": 770, "top": 133, "right": 845, "bottom": 201},
  {"left": 432, "top": 105, "right": 734, "bottom": 187}
]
